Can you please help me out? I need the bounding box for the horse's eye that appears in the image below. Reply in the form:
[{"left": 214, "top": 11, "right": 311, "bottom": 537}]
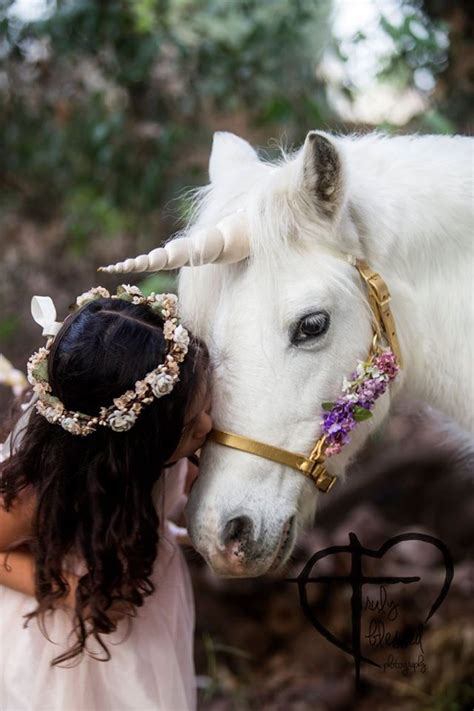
[{"left": 291, "top": 311, "right": 330, "bottom": 345}]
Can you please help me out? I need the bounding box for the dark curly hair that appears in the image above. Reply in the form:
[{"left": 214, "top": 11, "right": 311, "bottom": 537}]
[{"left": 0, "top": 297, "right": 209, "bottom": 666}]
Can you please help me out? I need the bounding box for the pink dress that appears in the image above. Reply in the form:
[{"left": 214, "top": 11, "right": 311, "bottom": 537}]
[{"left": 0, "top": 459, "right": 197, "bottom": 711}]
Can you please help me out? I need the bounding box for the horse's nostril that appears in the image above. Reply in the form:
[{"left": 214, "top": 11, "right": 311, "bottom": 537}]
[{"left": 222, "top": 515, "right": 254, "bottom": 548}]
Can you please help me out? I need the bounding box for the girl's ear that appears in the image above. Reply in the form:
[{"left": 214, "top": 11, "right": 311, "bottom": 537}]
[
  {"left": 209, "top": 131, "right": 259, "bottom": 184},
  {"left": 299, "top": 131, "right": 345, "bottom": 219},
  {"left": 191, "top": 409, "right": 213, "bottom": 442}
]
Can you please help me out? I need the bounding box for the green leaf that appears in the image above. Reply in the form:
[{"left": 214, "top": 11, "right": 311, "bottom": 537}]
[
  {"left": 353, "top": 407, "right": 372, "bottom": 422},
  {"left": 33, "top": 360, "right": 49, "bottom": 382},
  {"left": 321, "top": 402, "right": 335, "bottom": 411}
]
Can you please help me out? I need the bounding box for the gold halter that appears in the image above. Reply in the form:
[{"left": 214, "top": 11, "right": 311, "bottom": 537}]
[{"left": 208, "top": 259, "right": 402, "bottom": 493}]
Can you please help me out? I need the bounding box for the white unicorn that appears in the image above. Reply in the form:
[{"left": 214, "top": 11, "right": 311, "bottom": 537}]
[{"left": 102, "top": 130, "right": 474, "bottom": 577}]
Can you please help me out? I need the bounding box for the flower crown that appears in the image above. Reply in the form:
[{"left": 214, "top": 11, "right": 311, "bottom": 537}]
[{"left": 27, "top": 285, "right": 190, "bottom": 436}]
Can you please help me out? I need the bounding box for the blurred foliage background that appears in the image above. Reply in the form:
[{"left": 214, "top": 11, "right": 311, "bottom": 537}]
[
  {"left": 0, "top": 2, "right": 473, "bottom": 708},
  {"left": 0, "top": 0, "right": 473, "bottom": 379}
]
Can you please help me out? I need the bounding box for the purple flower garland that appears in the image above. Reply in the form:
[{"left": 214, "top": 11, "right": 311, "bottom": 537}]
[{"left": 321, "top": 349, "right": 399, "bottom": 457}]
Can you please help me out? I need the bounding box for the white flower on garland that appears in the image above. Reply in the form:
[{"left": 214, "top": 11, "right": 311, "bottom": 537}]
[
  {"left": 107, "top": 410, "right": 138, "bottom": 432},
  {"left": 342, "top": 376, "right": 352, "bottom": 392},
  {"left": 367, "top": 365, "right": 383, "bottom": 380}
]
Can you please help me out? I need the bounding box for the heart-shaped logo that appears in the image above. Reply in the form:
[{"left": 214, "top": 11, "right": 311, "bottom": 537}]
[{"left": 287, "top": 532, "right": 454, "bottom": 689}]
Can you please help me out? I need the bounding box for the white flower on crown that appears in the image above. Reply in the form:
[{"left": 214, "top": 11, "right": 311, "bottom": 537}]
[
  {"left": 163, "top": 293, "right": 178, "bottom": 308},
  {"left": 107, "top": 410, "right": 138, "bottom": 432},
  {"left": 121, "top": 284, "right": 142, "bottom": 296},
  {"left": 76, "top": 286, "right": 110, "bottom": 308},
  {"left": 147, "top": 371, "right": 176, "bottom": 398},
  {"left": 61, "top": 417, "right": 82, "bottom": 435},
  {"left": 173, "top": 324, "right": 190, "bottom": 350},
  {"left": 37, "top": 400, "right": 64, "bottom": 423}
]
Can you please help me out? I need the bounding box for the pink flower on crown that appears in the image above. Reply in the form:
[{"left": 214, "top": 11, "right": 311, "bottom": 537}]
[
  {"left": 165, "top": 357, "right": 180, "bottom": 376},
  {"left": 135, "top": 380, "right": 149, "bottom": 397},
  {"left": 113, "top": 390, "right": 136, "bottom": 411},
  {"left": 163, "top": 320, "right": 176, "bottom": 340}
]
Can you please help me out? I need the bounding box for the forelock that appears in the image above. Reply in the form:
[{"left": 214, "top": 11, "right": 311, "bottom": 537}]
[{"left": 183, "top": 146, "right": 333, "bottom": 267}]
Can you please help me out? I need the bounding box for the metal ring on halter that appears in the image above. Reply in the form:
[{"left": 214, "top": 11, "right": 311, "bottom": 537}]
[{"left": 368, "top": 331, "right": 380, "bottom": 358}]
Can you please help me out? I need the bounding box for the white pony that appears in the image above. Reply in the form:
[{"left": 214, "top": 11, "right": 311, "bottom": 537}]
[{"left": 102, "top": 130, "right": 473, "bottom": 578}]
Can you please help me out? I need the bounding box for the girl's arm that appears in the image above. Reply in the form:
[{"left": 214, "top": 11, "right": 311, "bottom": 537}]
[
  {"left": 0, "top": 548, "right": 78, "bottom": 607},
  {"left": 0, "top": 548, "right": 37, "bottom": 597},
  {"left": 0, "top": 549, "right": 131, "bottom": 623},
  {"left": 0, "top": 550, "right": 130, "bottom": 625},
  {"left": 0, "top": 487, "right": 35, "bottom": 552},
  {"left": 0, "top": 493, "right": 132, "bottom": 622},
  {"left": 0, "top": 489, "right": 80, "bottom": 608}
]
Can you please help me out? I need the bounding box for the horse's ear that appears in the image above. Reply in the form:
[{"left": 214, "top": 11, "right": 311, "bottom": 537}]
[
  {"left": 300, "top": 131, "right": 344, "bottom": 218},
  {"left": 209, "top": 132, "right": 258, "bottom": 183}
]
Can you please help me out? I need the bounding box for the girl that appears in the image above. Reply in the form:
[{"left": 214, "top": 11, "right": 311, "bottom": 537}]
[{"left": 0, "top": 285, "right": 212, "bottom": 711}]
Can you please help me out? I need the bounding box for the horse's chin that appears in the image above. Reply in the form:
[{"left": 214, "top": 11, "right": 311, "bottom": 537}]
[{"left": 267, "top": 515, "right": 298, "bottom": 573}]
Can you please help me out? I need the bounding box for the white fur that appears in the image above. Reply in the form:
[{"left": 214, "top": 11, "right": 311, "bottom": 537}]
[{"left": 180, "top": 131, "right": 474, "bottom": 577}]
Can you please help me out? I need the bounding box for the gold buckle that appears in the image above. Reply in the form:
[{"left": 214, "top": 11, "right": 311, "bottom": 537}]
[
  {"left": 367, "top": 273, "right": 391, "bottom": 306},
  {"left": 316, "top": 469, "right": 337, "bottom": 493},
  {"left": 298, "top": 459, "right": 337, "bottom": 493}
]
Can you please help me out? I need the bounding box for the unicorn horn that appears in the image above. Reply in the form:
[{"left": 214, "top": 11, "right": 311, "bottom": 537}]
[{"left": 99, "top": 212, "right": 249, "bottom": 274}]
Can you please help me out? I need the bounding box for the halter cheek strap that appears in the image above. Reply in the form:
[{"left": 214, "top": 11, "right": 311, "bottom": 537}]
[
  {"left": 208, "top": 257, "right": 402, "bottom": 493},
  {"left": 355, "top": 260, "right": 402, "bottom": 366}
]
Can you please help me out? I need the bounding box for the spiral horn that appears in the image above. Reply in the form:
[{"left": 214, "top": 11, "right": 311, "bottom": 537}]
[{"left": 99, "top": 212, "right": 250, "bottom": 274}]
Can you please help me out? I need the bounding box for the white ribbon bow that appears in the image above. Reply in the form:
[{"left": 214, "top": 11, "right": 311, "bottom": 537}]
[{"left": 31, "top": 296, "right": 63, "bottom": 338}]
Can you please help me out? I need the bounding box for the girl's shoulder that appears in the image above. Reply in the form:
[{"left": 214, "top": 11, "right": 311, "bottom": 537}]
[{"left": 153, "top": 459, "right": 189, "bottom": 519}]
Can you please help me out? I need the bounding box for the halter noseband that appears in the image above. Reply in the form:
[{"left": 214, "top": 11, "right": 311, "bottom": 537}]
[{"left": 208, "top": 258, "right": 402, "bottom": 493}]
